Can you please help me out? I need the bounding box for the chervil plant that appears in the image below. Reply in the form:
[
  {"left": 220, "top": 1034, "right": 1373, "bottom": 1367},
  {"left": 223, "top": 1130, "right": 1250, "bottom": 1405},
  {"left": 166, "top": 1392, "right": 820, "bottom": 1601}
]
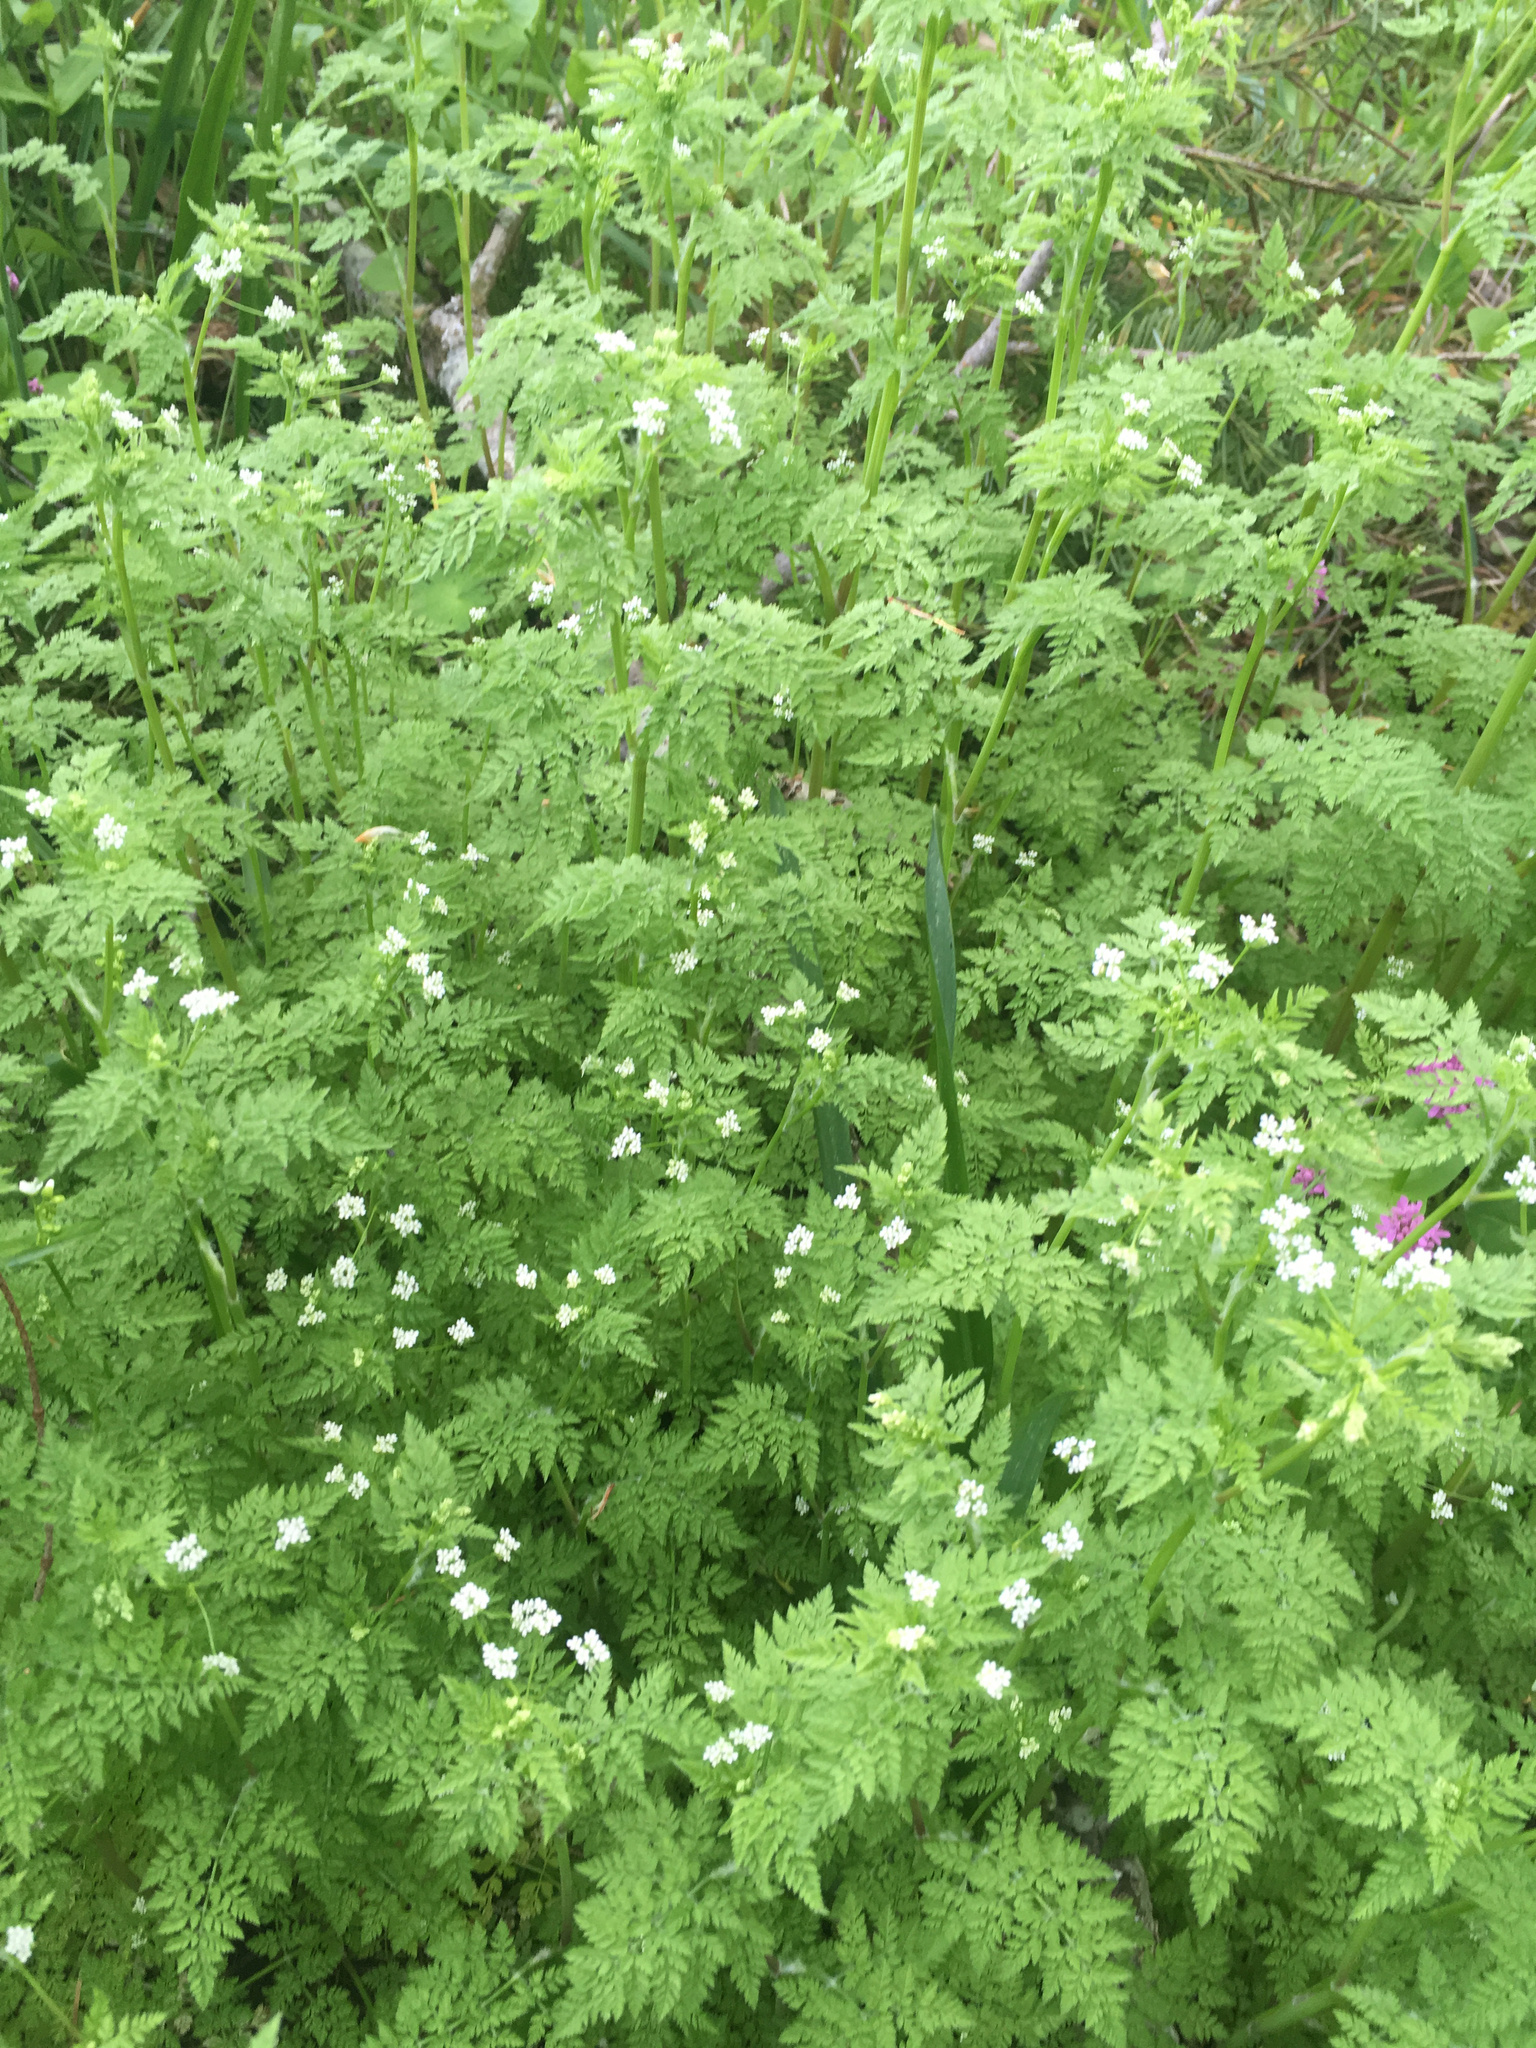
[{"left": 3, "top": 0, "right": 1536, "bottom": 2043}]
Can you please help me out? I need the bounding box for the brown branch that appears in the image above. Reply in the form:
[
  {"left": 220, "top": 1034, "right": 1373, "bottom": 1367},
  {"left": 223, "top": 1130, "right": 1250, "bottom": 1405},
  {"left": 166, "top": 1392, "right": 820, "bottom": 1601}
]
[
  {"left": 955, "top": 240, "right": 1054, "bottom": 376},
  {"left": 1179, "top": 145, "right": 1439, "bottom": 208}
]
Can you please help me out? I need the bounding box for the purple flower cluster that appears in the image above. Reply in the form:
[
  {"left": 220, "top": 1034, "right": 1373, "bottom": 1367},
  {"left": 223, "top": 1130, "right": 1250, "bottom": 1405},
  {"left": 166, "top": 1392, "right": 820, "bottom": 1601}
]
[
  {"left": 1407, "top": 1053, "right": 1494, "bottom": 1120},
  {"left": 1291, "top": 1166, "right": 1329, "bottom": 1201},
  {"left": 1377, "top": 1196, "right": 1448, "bottom": 1251}
]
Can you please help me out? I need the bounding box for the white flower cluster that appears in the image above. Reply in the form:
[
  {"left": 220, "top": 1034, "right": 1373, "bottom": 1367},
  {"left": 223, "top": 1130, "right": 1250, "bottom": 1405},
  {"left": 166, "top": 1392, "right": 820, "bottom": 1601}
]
[
  {"left": 703, "top": 1721, "right": 773, "bottom": 1767},
  {"left": 24, "top": 789, "right": 54, "bottom": 820},
  {"left": 695, "top": 383, "right": 741, "bottom": 449},
  {"left": 783, "top": 1224, "right": 814, "bottom": 1258},
  {"left": 483, "top": 1643, "right": 519, "bottom": 1681},
  {"left": 122, "top": 966, "right": 157, "bottom": 1001},
  {"left": 904, "top": 1570, "right": 939, "bottom": 1606},
  {"left": 6, "top": 1925, "right": 35, "bottom": 1964},
  {"left": 194, "top": 243, "right": 243, "bottom": 290},
  {"left": 595, "top": 328, "right": 635, "bottom": 354},
  {"left": 880, "top": 1215, "right": 911, "bottom": 1252},
  {"left": 632, "top": 396, "right": 670, "bottom": 439},
  {"left": 181, "top": 987, "right": 239, "bottom": 1022},
  {"left": 451, "top": 1582, "right": 490, "bottom": 1619},
  {"left": 1041, "top": 1521, "right": 1083, "bottom": 1560},
  {"left": 611, "top": 1125, "right": 642, "bottom": 1159},
  {"left": 1263, "top": 1194, "right": 1335, "bottom": 1294},
  {"left": 834, "top": 1184, "right": 860, "bottom": 1212},
  {"left": 1505, "top": 1155, "right": 1536, "bottom": 1204},
  {"left": 494, "top": 1528, "right": 521, "bottom": 1560},
  {"left": 165, "top": 1532, "right": 207, "bottom": 1573},
  {"left": 1240, "top": 911, "right": 1278, "bottom": 947},
  {"left": 568, "top": 1629, "right": 611, "bottom": 1670},
  {"left": 512, "top": 1597, "right": 562, "bottom": 1636},
  {"left": 1380, "top": 1242, "right": 1453, "bottom": 1293},
  {"left": 888, "top": 1623, "right": 926, "bottom": 1651},
  {"left": 1091, "top": 944, "right": 1125, "bottom": 981},
  {"left": 976, "top": 1660, "right": 1012, "bottom": 1700},
  {"left": 999, "top": 1575, "right": 1042, "bottom": 1627},
  {"left": 705, "top": 1678, "right": 734, "bottom": 1703},
  {"left": 275, "top": 1515, "right": 310, "bottom": 1552},
  {"left": 1053, "top": 1435, "right": 1095, "bottom": 1474},
  {"left": 94, "top": 813, "right": 127, "bottom": 852},
  {"left": 0, "top": 834, "right": 31, "bottom": 874},
  {"left": 202, "top": 1652, "right": 240, "bottom": 1678},
  {"left": 955, "top": 1478, "right": 988, "bottom": 1521},
  {"left": 1429, "top": 1489, "right": 1453, "bottom": 1522},
  {"left": 1254, "top": 1112, "right": 1304, "bottom": 1158}
]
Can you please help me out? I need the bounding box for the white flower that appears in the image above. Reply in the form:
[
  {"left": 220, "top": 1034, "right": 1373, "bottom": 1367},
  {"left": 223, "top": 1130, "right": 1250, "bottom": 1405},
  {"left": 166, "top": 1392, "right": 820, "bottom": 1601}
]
[
  {"left": 1287, "top": 257, "right": 1306, "bottom": 283},
  {"left": 835, "top": 982, "right": 862, "bottom": 1006},
  {"left": 1117, "top": 426, "right": 1149, "bottom": 453},
  {"left": 1190, "top": 950, "right": 1232, "bottom": 990},
  {"left": 746, "top": 327, "right": 768, "bottom": 351},
  {"left": 5, "top": 1926, "right": 35, "bottom": 1965},
  {"left": 1504, "top": 1156, "right": 1536, "bottom": 1204},
  {"left": 880, "top": 1215, "right": 912, "bottom": 1252},
  {"left": 704, "top": 1679, "right": 734, "bottom": 1703},
  {"left": 122, "top": 966, "right": 158, "bottom": 1001},
  {"left": 667, "top": 1158, "right": 689, "bottom": 1183},
  {"left": 393, "top": 1327, "right": 419, "bottom": 1349},
  {"left": 265, "top": 295, "right": 294, "bottom": 325},
  {"left": 336, "top": 1193, "right": 367, "bottom": 1224},
  {"left": 731, "top": 1722, "right": 773, "bottom": 1752},
  {"left": 999, "top": 1576, "right": 1042, "bottom": 1627},
  {"left": 833, "top": 1184, "right": 861, "bottom": 1211},
  {"left": 1491, "top": 1482, "right": 1514, "bottom": 1511},
  {"left": 632, "top": 396, "right": 670, "bottom": 439},
  {"left": 94, "top": 813, "right": 127, "bottom": 852},
  {"left": 613, "top": 1058, "right": 635, "bottom": 1078},
  {"left": 348, "top": 1472, "right": 369, "bottom": 1498},
  {"left": 703, "top": 1737, "right": 739, "bottom": 1767},
  {"left": 494, "top": 1528, "right": 520, "bottom": 1560},
  {"left": 1042, "top": 1521, "right": 1083, "bottom": 1560},
  {"left": 1240, "top": 912, "right": 1278, "bottom": 947},
  {"left": 378, "top": 927, "right": 408, "bottom": 958},
  {"left": 1159, "top": 919, "right": 1195, "bottom": 947},
  {"left": 451, "top": 1582, "right": 491, "bottom": 1619},
  {"left": 202, "top": 1652, "right": 240, "bottom": 1678},
  {"left": 622, "top": 596, "right": 653, "bottom": 625},
  {"left": 556, "top": 613, "right": 582, "bottom": 638},
  {"left": 390, "top": 1203, "right": 422, "bottom": 1237},
  {"left": 380, "top": 362, "right": 401, "bottom": 383},
  {"left": 1380, "top": 1244, "right": 1451, "bottom": 1294},
  {"left": 904, "top": 1571, "right": 940, "bottom": 1606},
  {"left": 807, "top": 1027, "right": 833, "bottom": 1055},
  {"left": 421, "top": 970, "right": 446, "bottom": 1002},
  {"left": 0, "top": 834, "right": 30, "bottom": 874},
  {"left": 819, "top": 1285, "right": 841, "bottom": 1305},
  {"left": 1352, "top": 1227, "right": 1394, "bottom": 1260},
  {"left": 165, "top": 1533, "right": 207, "bottom": 1573},
  {"left": 976, "top": 1661, "right": 1013, "bottom": 1700},
  {"left": 566, "top": 1270, "right": 581, "bottom": 1288},
  {"left": 1017, "top": 290, "right": 1045, "bottom": 317},
  {"left": 1430, "top": 1490, "right": 1453, "bottom": 1522},
  {"left": 461, "top": 843, "right": 487, "bottom": 866},
  {"left": 238, "top": 467, "right": 263, "bottom": 492},
  {"left": 391, "top": 1270, "right": 418, "bottom": 1302},
  {"left": 672, "top": 949, "right": 698, "bottom": 974},
  {"left": 568, "top": 1629, "right": 611, "bottom": 1669},
  {"left": 888, "top": 1624, "right": 927, "bottom": 1651},
  {"left": 595, "top": 329, "right": 636, "bottom": 354},
  {"left": 761, "top": 1005, "right": 786, "bottom": 1027},
  {"left": 695, "top": 382, "right": 742, "bottom": 448},
  {"left": 180, "top": 988, "right": 239, "bottom": 1021},
  {"left": 297, "top": 1302, "right": 325, "bottom": 1327},
  {"left": 611, "top": 1125, "right": 643, "bottom": 1159},
  {"left": 322, "top": 1421, "right": 343, "bottom": 1443},
  {"left": 275, "top": 1515, "right": 310, "bottom": 1552},
  {"left": 955, "top": 1478, "right": 988, "bottom": 1521},
  {"left": 436, "top": 1546, "right": 466, "bottom": 1578},
  {"left": 1121, "top": 390, "right": 1150, "bottom": 416},
  {"left": 483, "top": 1643, "right": 519, "bottom": 1681},
  {"left": 594, "top": 1266, "right": 617, "bottom": 1286},
  {"left": 328, "top": 1255, "right": 357, "bottom": 1291},
  {"left": 459, "top": 1199, "right": 478, "bottom": 1217},
  {"left": 738, "top": 787, "right": 758, "bottom": 811},
  {"left": 266, "top": 1269, "right": 287, "bottom": 1293},
  {"left": 784, "top": 1224, "right": 814, "bottom": 1258},
  {"left": 516, "top": 1264, "right": 538, "bottom": 1289},
  {"left": 716, "top": 1109, "right": 741, "bottom": 1138},
  {"left": 1178, "top": 454, "right": 1204, "bottom": 488},
  {"left": 374, "top": 1434, "right": 398, "bottom": 1455},
  {"left": 773, "top": 1265, "right": 792, "bottom": 1289},
  {"left": 1101, "top": 57, "right": 1126, "bottom": 80},
  {"left": 1091, "top": 944, "right": 1125, "bottom": 981},
  {"left": 23, "top": 789, "right": 54, "bottom": 820},
  {"left": 971, "top": 833, "right": 994, "bottom": 855},
  {"left": 944, "top": 298, "right": 963, "bottom": 324},
  {"left": 709, "top": 28, "right": 731, "bottom": 50},
  {"left": 921, "top": 235, "right": 948, "bottom": 269},
  {"left": 511, "top": 1597, "right": 561, "bottom": 1636},
  {"left": 1254, "top": 1113, "right": 1304, "bottom": 1158},
  {"left": 1053, "top": 1436, "right": 1095, "bottom": 1474}
]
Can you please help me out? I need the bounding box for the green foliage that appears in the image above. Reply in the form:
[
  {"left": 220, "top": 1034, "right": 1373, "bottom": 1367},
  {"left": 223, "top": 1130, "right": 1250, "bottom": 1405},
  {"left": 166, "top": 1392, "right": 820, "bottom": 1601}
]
[{"left": 2, "top": 0, "right": 1536, "bottom": 2043}]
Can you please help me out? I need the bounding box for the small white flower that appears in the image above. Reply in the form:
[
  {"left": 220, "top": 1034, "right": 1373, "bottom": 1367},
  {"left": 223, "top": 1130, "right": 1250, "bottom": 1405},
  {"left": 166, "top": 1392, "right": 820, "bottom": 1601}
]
[
  {"left": 322, "top": 1421, "right": 343, "bottom": 1443},
  {"left": 731, "top": 1721, "right": 773, "bottom": 1753},
  {"left": 737, "top": 787, "right": 758, "bottom": 811},
  {"left": 703, "top": 1737, "right": 739, "bottom": 1766},
  {"left": 378, "top": 927, "right": 408, "bottom": 958},
  {"left": 436, "top": 1546, "right": 466, "bottom": 1578},
  {"left": 202, "top": 1652, "right": 240, "bottom": 1678},
  {"left": 483, "top": 1643, "right": 519, "bottom": 1681},
  {"left": 238, "top": 467, "right": 263, "bottom": 492},
  {"left": 165, "top": 1533, "right": 207, "bottom": 1573},
  {"left": 515, "top": 1264, "right": 538, "bottom": 1289},
  {"left": 1159, "top": 919, "right": 1195, "bottom": 948},
  {"left": 390, "top": 1203, "right": 422, "bottom": 1237},
  {"left": 784, "top": 1225, "right": 814, "bottom": 1258},
  {"left": 1101, "top": 57, "right": 1126, "bottom": 80},
  {"left": 999, "top": 1576, "right": 1042, "bottom": 1627},
  {"left": 337, "top": 1192, "right": 366, "bottom": 1221},
  {"left": 1189, "top": 950, "right": 1232, "bottom": 990},
  {"left": 348, "top": 1471, "right": 370, "bottom": 1498},
  {"left": 1053, "top": 1436, "right": 1095, "bottom": 1474},
  {"left": 460, "top": 843, "right": 487, "bottom": 866},
  {"left": 266, "top": 1268, "right": 287, "bottom": 1293},
  {"left": 594, "top": 1266, "right": 617, "bottom": 1286},
  {"left": 595, "top": 329, "right": 636, "bottom": 355},
  {"left": 180, "top": 988, "right": 239, "bottom": 1021},
  {"left": 1504, "top": 1156, "right": 1536, "bottom": 1204},
  {"left": 556, "top": 612, "right": 582, "bottom": 638},
  {"left": 511, "top": 1597, "right": 562, "bottom": 1636},
  {"left": 1121, "top": 390, "right": 1150, "bottom": 416},
  {"left": 275, "top": 1515, "right": 310, "bottom": 1552},
  {"left": 23, "top": 789, "right": 54, "bottom": 820},
  {"left": 807, "top": 1027, "right": 833, "bottom": 1055},
  {"left": 122, "top": 966, "right": 158, "bottom": 1001},
  {"left": 391, "top": 1270, "right": 419, "bottom": 1302},
  {"left": 705, "top": 1679, "right": 734, "bottom": 1703},
  {"left": 1178, "top": 454, "right": 1204, "bottom": 488},
  {"left": 955, "top": 1478, "right": 988, "bottom": 1521},
  {"left": 1240, "top": 912, "right": 1278, "bottom": 947},
  {"left": 380, "top": 361, "right": 401, "bottom": 383},
  {"left": 494, "top": 1527, "right": 521, "bottom": 1560},
  {"left": 1254, "top": 1113, "right": 1304, "bottom": 1158},
  {"left": 1117, "top": 426, "right": 1149, "bottom": 453},
  {"left": 716, "top": 1109, "right": 741, "bottom": 1139},
  {"left": 1430, "top": 1490, "right": 1454, "bottom": 1522},
  {"left": 611, "top": 1125, "right": 643, "bottom": 1159},
  {"left": 393, "top": 1327, "right": 419, "bottom": 1349},
  {"left": 330, "top": 1255, "right": 357, "bottom": 1290},
  {"left": 773, "top": 1266, "right": 792, "bottom": 1289},
  {"left": 374, "top": 1434, "right": 398, "bottom": 1455},
  {"left": 944, "top": 298, "right": 963, "bottom": 325},
  {"left": 632, "top": 396, "right": 670, "bottom": 440},
  {"left": 833, "top": 1184, "right": 861, "bottom": 1211},
  {"left": 746, "top": 328, "right": 768, "bottom": 352},
  {"left": 904, "top": 1571, "right": 940, "bottom": 1606},
  {"left": 672, "top": 949, "right": 698, "bottom": 974},
  {"left": 421, "top": 970, "right": 446, "bottom": 1002},
  {"left": 0, "top": 834, "right": 31, "bottom": 874},
  {"left": 1042, "top": 1521, "right": 1083, "bottom": 1560},
  {"left": 1017, "top": 290, "right": 1045, "bottom": 317},
  {"left": 94, "top": 813, "right": 127, "bottom": 852},
  {"left": 888, "top": 1624, "right": 927, "bottom": 1651},
  {"left": 1287, "top": 257, "right": 1306, "bottom": 283},
  {"left": 819, "top": 1286, "right": 841, "bottom": 1305},
  {"left": 1091, "top": 944, "right": 1125, "bottom": 981},
  {"left": 976, "top": 1661, "right": 1013, "bottom": 1700},
  {"left": 451, "top": 1582, "right": 491, "bottom": 1619},
  {"left": 1491, "top": 1482, "right": 1514, "bottom": 1511},
  {"left": 667, "top": 1158, "right": 689, "bottom": 1182},
  {"left": 880, "top": 1215, "right": 912, "bottom": 1252},
  {"left": 568, "top": 1629, "right": 611, "bottom": 1669},
  {"left": 264, "top": 295, "right": 295, "bottom": 325}
]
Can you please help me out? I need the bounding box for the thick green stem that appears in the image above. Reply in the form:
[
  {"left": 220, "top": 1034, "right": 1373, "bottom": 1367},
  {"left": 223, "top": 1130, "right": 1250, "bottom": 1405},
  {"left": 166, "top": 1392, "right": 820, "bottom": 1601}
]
[
  {"left": 1043, "top": 162, "right": 1113, "bottom": 426},
  {"left": 1485, "top": 526, "right": 1536, "bottom": 625},
  {"left": 625, "top": 735, "right": 650, "bottom": 858},
  {"left": 646, "top": 452, "right": 670, "bottom": 624},
  {"left": 892, "top": 15, "right": 940, "bottom": 343},
  {"left": 109, "top": 507, "right": 175, "bottom": 776}
]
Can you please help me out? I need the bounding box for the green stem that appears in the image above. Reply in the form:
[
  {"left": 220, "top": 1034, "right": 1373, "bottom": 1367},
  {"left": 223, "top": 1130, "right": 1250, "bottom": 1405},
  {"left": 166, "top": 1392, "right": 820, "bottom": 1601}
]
[
  {"left": 778, "top": 0, "right": 811, "bottom": 109},
  {"left": 625, "top": 734, "right": 650, "bottom": 858},
  {"left": 109, "top": 507, "right": 175, "bottom": 776},
  {"left": 1484, "top": 526, "right": 1536, "bottom": 625},
  {"left": 1043, "top": 162, "right": 1113, "bottom": 426},
  {"left": 646, "top": 452, "right": 670, "bottom": 624},
  {"left": 892, "top": 15, "right": 940, "bottom": 343}
]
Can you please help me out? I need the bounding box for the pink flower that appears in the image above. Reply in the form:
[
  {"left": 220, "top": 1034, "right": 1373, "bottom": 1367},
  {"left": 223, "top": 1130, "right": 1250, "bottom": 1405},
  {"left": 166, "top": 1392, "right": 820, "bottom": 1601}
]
[
  {"left": 1377, "top": 1197, "right": 1447, "bottom": 1250},
  {"left": 1291, "top": 1166, "right": 1329, "bottom": 1201}
]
